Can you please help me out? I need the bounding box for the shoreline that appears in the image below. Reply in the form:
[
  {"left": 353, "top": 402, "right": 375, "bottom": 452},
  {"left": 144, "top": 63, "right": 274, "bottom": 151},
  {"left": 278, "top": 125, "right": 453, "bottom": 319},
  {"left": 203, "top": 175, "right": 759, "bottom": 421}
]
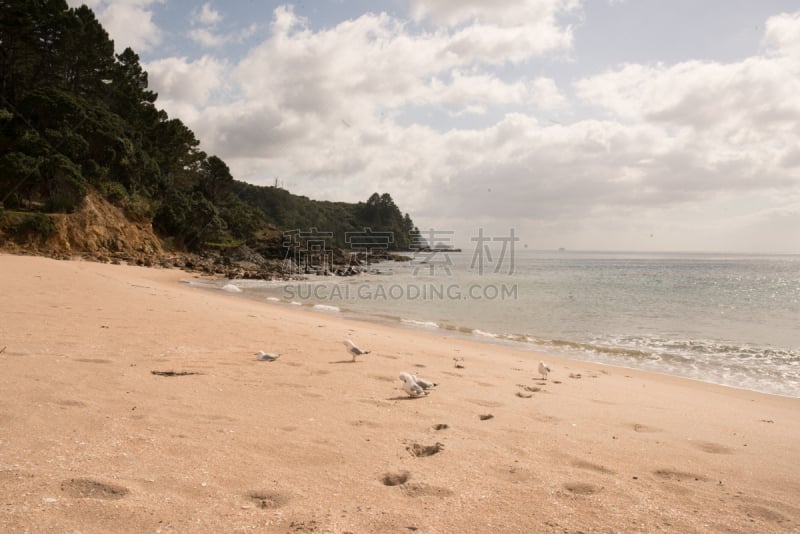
[
  {"left": 189, "top": 275, "right": 800, "bottom": 400},
  {"left": 1, "top": 254, "right": 799, "bottom": 532}
]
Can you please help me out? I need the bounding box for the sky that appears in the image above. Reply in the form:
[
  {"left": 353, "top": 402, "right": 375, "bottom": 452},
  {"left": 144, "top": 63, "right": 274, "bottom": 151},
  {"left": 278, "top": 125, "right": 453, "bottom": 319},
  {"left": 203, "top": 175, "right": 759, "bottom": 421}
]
[{"left": 66, "top": 0, "right": 800, "bottom": 253}]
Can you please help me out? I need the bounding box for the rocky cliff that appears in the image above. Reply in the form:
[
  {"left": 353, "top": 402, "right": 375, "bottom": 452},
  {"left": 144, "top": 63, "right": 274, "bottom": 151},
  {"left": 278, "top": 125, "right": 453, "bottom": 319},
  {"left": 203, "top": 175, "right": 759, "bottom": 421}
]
[{"left": 0, "top": 192, "right": 282, "bottom": 277}]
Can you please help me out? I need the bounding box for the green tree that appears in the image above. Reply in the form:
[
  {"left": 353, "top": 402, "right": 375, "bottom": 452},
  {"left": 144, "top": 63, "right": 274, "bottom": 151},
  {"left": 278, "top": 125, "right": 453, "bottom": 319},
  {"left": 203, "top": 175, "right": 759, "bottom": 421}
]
[
  {"left": 62, "top": 5, "right": 114, "bottom": 98},
  {"left": 0, "top": 1, "right": 422, "bottom": 257},
  {"left": 197, "top": 155, "right": 233, "bottom": 203}
]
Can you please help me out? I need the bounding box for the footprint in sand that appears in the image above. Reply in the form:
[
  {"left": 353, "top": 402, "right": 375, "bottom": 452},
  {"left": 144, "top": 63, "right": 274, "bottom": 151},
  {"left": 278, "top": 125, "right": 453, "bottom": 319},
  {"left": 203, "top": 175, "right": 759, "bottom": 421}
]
[
  {"left": 467, "top": 399, "right": 504, "bottom": 408},
  {"left": 247, "top": 490, "right": 287, "bottom": 509},
  {"left": 562, "top": 482, "right": 602, "bottom": 495},
  {"left": 55, "top": 399, "right": 87, "bottom": 408},
  {"left": 432, "top": 423, "right": 449, "bottom": 431},
  {"left": 61, "top": 478, "right": 129, "bottom": 500},
  {"left": 572, "top": 460, "right": 615, "bottom": 475},
  {"left": 407, "top": 442, "right": 444, "bottom": 457},
  {"left": 288, "top": 519, "right": 320, "bottom": 532},
  {"left": 691, "top": 440, "right": 733, "bottom": 454},
  {"left": 381, "top": 471, "right": 410, "bottom": 486},
  {"left": 630, "top": 423, "right": 662, "bottom": 433},
  {"left": 517, "top": 384, "right": 541, "bottom": 393},
  {"left": 151, "top": 370, "right": 200, "bottom": 377}
]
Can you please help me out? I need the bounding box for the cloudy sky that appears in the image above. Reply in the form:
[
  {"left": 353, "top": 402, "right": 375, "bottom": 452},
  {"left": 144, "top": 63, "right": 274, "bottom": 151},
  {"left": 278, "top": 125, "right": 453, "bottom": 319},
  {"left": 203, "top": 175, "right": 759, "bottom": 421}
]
[{"left": 67, "top": 0, "right": 800, "bottom": 253}]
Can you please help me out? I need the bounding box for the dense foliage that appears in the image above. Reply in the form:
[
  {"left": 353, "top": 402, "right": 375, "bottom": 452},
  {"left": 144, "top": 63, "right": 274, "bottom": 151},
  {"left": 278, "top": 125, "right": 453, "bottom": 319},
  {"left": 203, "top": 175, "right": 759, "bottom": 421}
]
[
  {"left": 0, "top": 0, "right": 419, "bottom": 252},
  {"left": 234, "top": 186, "right": 418, "bottom": 250}
]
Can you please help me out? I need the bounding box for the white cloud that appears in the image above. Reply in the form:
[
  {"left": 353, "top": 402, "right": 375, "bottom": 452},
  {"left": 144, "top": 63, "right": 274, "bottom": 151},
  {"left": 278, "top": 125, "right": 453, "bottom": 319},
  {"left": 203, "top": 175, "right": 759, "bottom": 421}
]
[
  {"left": 193, "top": 3, "right": 222, "bottom": 26},
  {"left": 529, "top": 77, "right": 566, "bottom": 110},
  {"left": 140, "top": 4, "right": 800, "bottom": 252},
  {"left": 574, "top": 58, "right": 800, "bottom": 132},
  {"left": 221, "top": 5, "right": 574, "bottom": 126},
  {"left": 67, "top": 0, "right": 102, "bottom": 7},
  {"left": 67, "top": 0, "right": 163, "bottom": 53},
  {"left": 410, "top": 0, "right": 578, "bottom": 65},
  {"left": 145, "top": 55, "right": 226, "bottom": 111},
  {"left": 409, "top": 0, "right": 578, "bottom": 28},
  {"left": 419, "top": 72, "right": 535, "bottom": 113},
  {"left": 187, "top": 2, "right": 233, "bottom": 48},
  {"left": 572, "top": 49, "right": 800, "bottom": 203},
  {"left": 188, "top": 27, "right": 226, "bottom": 48},
  {"left": 147, "top": 3, "right": 575, "bottom": 197},
  {"left": 763, "top": 11, "right": 800, "bottom": 57},
  {"left": 443, "top": 21, "right": 573, "bottom": 65}
]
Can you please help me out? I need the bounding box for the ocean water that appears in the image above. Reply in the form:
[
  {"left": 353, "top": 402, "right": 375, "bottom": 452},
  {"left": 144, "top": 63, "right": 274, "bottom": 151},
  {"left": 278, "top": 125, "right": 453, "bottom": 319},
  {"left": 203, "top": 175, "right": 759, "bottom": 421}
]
[{"left": 188, "top": 251, "right": 800, "bottom": 398}]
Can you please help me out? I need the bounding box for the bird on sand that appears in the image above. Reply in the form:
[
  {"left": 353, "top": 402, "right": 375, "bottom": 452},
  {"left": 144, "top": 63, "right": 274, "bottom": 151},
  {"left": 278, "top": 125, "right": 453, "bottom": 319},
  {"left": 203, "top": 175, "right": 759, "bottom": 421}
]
[
  {"left": 538, "top": 361, "right": 551, "bottom": 380},
  {"left": 399, "top": 372, "right": 427, "bottom": 397},
  {"left": 255, "top": 351, "right": 280, "bottom": 362},
  {"left": 411, "top": 374, "right": 437, "bottom": 390},
  {"left": 344, "top": 339, "right": 370, "bottom": 361}
]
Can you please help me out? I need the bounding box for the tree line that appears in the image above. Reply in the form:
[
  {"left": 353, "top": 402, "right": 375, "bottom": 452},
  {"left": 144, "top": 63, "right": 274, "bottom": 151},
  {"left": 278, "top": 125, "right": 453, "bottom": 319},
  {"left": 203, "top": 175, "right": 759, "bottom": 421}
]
[{"left": 0, "top": 0, "right": 420, "bottom": 252}]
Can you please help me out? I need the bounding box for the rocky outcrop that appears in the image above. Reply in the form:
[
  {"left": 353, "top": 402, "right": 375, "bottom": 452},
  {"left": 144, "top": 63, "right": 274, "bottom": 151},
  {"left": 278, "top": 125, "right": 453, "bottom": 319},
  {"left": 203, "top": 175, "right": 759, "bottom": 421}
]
[
  {"left": 49, "top": 193, "right": 163, "bottom": 261},
  {"left": 0, "top": 191, "right": 409, "bottom": 279},
  {"left": 1, "top": 192, "right": 161, "bottom": 263}
]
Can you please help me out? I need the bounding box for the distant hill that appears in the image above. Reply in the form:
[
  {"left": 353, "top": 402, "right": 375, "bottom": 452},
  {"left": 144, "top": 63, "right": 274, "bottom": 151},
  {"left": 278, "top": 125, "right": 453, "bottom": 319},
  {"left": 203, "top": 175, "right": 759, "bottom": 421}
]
[
  {"left": 233, "top": 184, "right": 417, "bottom": 250},
  {"left": 0, "top": 0, "right": 420, "bottom": 267}
]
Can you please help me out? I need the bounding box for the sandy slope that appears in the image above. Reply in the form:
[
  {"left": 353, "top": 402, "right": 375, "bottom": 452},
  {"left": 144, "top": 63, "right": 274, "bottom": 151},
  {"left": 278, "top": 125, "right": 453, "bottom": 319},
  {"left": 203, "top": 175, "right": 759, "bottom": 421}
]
[{"left": 1, "top": 254, "right": 798, "bottom": 533}]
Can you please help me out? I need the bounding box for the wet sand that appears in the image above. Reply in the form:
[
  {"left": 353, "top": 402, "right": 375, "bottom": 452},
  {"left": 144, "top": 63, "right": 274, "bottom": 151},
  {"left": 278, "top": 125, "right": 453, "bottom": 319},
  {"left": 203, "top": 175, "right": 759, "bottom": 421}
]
[{"left": 1, "top": 254, "right": 798, "bottom": 533}]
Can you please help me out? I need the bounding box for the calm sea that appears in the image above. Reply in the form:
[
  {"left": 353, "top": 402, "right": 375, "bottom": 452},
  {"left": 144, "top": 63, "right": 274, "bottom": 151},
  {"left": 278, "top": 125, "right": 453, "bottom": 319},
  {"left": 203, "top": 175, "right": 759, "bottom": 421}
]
[{"left": 189, "top": 251, "right": 800, "bottom": 398}]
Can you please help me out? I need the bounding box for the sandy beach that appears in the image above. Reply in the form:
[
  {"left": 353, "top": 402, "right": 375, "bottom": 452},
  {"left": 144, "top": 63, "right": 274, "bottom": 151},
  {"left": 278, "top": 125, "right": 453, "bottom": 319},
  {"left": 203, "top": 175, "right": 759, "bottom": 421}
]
[{"left": 1, "top": 253, "right": 798, "bottom": 533}]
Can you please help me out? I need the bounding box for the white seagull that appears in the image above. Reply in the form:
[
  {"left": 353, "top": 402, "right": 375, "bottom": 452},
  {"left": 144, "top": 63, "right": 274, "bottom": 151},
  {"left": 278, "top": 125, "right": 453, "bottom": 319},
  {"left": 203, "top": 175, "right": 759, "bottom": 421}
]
[
  {"left": 538, "top": 361, "right": 551, "bottom": 380},
  {"left": 411, "top": 374, "right": 437, "bottom": 390},
  {"left": 344, "top": 339, "right": 370, "bottom": 361},
  {"left": 399, "top": 372, "right": 427, "bottom": 397},
  {"left": 255, "top": 351, "right": 280, "bottom": 362}
]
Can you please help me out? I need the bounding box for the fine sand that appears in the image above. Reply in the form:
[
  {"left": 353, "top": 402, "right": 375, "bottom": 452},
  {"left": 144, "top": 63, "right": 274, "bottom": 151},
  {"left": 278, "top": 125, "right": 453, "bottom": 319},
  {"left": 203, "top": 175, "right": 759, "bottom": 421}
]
[{"left": 1, "top": 254, "right": 798, "bottom": 533}]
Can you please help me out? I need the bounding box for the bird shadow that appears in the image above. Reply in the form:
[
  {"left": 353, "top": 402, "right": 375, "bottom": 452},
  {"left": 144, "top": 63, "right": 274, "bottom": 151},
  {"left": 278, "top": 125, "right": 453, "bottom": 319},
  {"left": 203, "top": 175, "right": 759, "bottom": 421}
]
[
  {"left": 329, "top": 359, "right": 358, "bottom": 364},
  {"left": 386, "top": 395, "right": 425, "bottom": 401}
]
